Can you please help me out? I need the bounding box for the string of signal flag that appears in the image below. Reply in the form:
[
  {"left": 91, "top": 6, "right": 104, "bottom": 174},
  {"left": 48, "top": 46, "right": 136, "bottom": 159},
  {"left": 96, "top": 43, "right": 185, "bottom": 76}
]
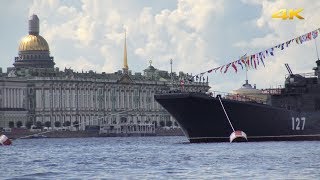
[{"left": 191, "top": 28, "right": 320, "bottom": 81}]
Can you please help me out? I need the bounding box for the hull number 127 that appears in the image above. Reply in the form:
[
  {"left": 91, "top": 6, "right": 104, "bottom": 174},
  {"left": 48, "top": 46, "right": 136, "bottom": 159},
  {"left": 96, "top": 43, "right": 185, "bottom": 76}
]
[{"left": 292, "top": 117, "right": 306, "bottom": 130}]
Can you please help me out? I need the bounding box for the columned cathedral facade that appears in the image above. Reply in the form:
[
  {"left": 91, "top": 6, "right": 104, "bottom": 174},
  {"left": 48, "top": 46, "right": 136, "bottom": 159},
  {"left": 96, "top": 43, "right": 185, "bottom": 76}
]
[{"left": 0, "top": 15, "right": 209, "bottom": 130}]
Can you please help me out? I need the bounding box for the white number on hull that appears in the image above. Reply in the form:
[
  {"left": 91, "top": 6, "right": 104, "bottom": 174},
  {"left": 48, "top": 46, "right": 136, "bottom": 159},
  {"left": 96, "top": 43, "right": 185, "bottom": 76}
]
[{"left": 292, "top": 117, "right": 306, "bottom": 130}]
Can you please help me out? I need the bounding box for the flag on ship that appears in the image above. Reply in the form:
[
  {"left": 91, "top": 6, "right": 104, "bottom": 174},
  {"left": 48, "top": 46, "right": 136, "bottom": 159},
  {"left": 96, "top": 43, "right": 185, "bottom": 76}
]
[
  {"left": 224, "top": 63, "right": 231, "bottom": 73},
  {"left": 191, "top": 28, "right": 320, "bottom": 78},
  {"left": 232, "top": 62, "right": 238, "bottom": 73}
]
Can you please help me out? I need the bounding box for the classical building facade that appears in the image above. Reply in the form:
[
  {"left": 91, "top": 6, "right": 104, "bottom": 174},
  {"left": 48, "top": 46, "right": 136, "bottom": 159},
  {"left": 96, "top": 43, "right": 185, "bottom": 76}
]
[{"left": 0, "top": 15, "right": 210, "bottom": 130}]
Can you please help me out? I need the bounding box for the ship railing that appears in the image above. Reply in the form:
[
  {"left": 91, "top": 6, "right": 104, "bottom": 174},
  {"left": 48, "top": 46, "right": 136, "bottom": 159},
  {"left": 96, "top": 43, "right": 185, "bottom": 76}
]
[
  {"left": 261, "top": 87, "right": 309, "bottom": 95},
  {"left": 207, "top": 91, "right": 266, "bottom": 104},
  {"left": 285, "top": 72, "right": 317, "bottom": 78},
  {"left": 261, "top": 88, "right": 282, "bottom": 95}
]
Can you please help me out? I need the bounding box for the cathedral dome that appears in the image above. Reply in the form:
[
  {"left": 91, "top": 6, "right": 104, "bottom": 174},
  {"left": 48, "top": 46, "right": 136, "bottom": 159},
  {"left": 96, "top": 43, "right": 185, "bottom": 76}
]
[
  {"left": 13, "top": 14, "right": 55, "bottom": 69},
  {"left": 18, "top": 34, "right": 49, "bottom": 51}
]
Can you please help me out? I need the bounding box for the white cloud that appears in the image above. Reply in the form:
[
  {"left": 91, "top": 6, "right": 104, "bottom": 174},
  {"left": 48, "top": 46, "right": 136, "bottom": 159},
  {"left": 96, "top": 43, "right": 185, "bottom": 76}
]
[
  {"left": 2, "top": 0, "right": 319, "bottom": 93},
  {"left": 26, "top": 0, "right": 224, "bottom": 76},
  {"left": 58, "top": 56, "right": 100, "bottom": 72},
  {"left": 234, "top": 33, "right": 280, "bottom": 49},
  {"left": 230, "top": 0, "right": 320, "bottom": 91}
]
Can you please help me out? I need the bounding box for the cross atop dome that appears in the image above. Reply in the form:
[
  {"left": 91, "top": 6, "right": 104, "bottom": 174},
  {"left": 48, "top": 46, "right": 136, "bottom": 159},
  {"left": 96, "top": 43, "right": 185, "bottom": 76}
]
[{"left": 29, "top": 14, "right": 40, "bottom": 35}]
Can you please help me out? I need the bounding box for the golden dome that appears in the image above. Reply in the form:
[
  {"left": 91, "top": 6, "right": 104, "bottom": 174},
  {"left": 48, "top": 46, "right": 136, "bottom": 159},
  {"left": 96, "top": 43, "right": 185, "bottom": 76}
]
[{"left": 18, "top": 34, "right": 49, "bottom": 51}]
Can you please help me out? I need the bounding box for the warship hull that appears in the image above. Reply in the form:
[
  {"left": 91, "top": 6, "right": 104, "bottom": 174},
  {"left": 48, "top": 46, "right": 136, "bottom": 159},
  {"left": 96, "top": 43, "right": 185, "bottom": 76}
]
[{"left": 155, "top": 92, "right": 320, "bottom": 143}]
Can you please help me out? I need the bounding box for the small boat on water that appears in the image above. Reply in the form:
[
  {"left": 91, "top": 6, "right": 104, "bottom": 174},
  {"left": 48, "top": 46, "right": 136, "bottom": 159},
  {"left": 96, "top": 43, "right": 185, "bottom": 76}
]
[
  {"left": 0, "top": 134, "right": 12, "bottom": 145},
  {"left": 31, "top": 134, "right": 48, "bottom": 138},
  {"left": 20, "top": 134, "right": 48, "bottom": 139}
]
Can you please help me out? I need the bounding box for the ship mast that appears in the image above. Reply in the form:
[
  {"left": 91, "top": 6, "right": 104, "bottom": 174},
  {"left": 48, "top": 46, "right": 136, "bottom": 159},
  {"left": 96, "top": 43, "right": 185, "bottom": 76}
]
[
  {"left": 315, "top": 39, "right": 320, "bottom": 61},
  {"left": 170, "top": 58, "right": 176, "bottom": 89},
  {"left": 245, "top": 66, "right": 248, "bottom": 85},
  {"left": 240, "top": 53, "right": 249, "bottom": 85},
  {"left": 170, "top": 59, "right": 173, "bottom": 82}
]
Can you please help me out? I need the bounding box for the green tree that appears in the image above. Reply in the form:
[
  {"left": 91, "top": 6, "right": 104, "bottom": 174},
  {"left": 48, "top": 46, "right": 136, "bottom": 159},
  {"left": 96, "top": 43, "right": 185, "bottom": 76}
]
[
  {"left": 36, "top": 121, "right": 43, "bottom": 129},
  {"left": 26, "top": 121, "right": 33, "bottom": 129},
  {"left": 44, "top": 121, "right": 51, "bottom": 128},
  {"left": 159, "top": 121, "right": 165, "bottom": 127},
  {"left": 54, "top": 121, "right": 61, "bottom": 127},
  {"left": 166, "top": 120, "right": 172, "bottom": 127},
  {"left": 16, "top": 121, "right": 23, "bottom": 128},
  {"left": 8, "top": 121, "right": 14, "bottom": 128}
]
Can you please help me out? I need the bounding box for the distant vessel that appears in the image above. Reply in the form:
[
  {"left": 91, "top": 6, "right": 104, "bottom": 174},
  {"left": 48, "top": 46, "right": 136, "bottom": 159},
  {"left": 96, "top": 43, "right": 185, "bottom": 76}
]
[
  {"left": 20, "top": 134, "right": 48, "bottom": 139},
  {"left": 155, "top": 60, "right": 320, "bottom": 143},
  {"left": 0, "top": 134, "right": 12, "bottom": 145},
  {"left": 31, "top": 134, "right": 48, "bottom": 138}
]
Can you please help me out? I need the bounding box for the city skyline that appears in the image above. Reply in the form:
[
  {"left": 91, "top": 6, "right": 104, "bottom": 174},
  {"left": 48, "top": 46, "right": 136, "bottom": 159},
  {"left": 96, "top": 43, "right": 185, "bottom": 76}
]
[
  {"left": 1, "top": 0, "right": 320, "bottom": 92},
  {"left": 0, "top": 13, "right": 209, "bottom": 130}
]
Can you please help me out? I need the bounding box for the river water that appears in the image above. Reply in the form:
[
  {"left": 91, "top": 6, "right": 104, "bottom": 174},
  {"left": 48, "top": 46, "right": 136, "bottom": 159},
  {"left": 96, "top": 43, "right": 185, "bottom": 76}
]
[{"left": 1, "top": 136, "right": 320, "bottom": 179}]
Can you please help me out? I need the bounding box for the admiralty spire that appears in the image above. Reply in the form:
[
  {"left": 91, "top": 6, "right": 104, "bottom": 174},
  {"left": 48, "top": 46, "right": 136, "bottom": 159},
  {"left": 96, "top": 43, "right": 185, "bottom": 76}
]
[{"left": 123, "top": 30, "right": 129, "bottom": 74}]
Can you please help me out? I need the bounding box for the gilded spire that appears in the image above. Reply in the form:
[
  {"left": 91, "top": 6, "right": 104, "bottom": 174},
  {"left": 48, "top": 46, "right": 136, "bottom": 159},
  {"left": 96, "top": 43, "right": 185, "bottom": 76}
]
[{"left": 123, "top": 30, "right": 128, "bottom": 71}]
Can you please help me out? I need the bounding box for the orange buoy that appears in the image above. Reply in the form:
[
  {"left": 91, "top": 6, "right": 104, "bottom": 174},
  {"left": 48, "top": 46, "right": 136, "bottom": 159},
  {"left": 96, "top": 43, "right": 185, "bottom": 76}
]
[
  {"left": 230, "top": 130, "right": 247, "bottom": 143},
  {"left": 0, "top": 134, "right": 12, "bottom": 146}
]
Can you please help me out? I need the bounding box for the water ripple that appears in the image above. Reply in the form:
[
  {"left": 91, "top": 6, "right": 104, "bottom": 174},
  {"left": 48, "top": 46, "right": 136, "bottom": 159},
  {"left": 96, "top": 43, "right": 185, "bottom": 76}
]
[{"left": 1, "top": 137, "right": 320, "bottom": 179}]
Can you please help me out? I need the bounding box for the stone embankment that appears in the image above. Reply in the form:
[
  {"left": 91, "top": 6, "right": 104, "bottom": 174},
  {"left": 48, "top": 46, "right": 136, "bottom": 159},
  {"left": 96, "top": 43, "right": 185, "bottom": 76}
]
[{"left": 2, "top": 127, "right": 184, "bottom": 139}]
